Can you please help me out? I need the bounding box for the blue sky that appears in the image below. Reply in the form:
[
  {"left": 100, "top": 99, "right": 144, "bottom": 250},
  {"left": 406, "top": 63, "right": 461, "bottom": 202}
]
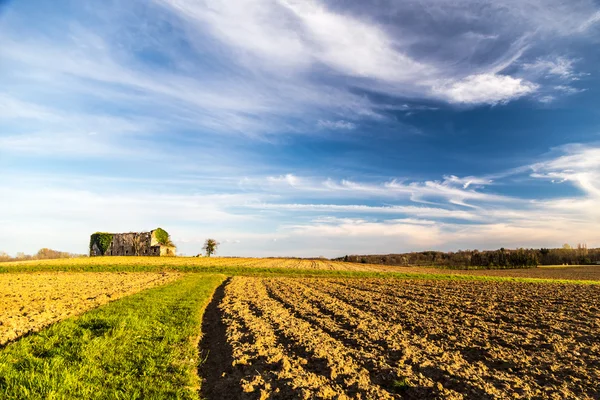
[{"left": 1, "top": 0, "right": 600, "bottom": 257}]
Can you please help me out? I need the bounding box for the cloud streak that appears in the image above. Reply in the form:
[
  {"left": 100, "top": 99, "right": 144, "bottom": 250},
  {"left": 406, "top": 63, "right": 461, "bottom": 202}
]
[
  {"left": 155, "top": 0, "right": 596, "bottom": 109},
  {"left": 1, "top": 0, "right": 596, "bottom": 155}
]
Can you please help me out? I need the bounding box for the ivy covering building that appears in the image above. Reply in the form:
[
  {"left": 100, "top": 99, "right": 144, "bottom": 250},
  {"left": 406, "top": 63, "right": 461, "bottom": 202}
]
[{"left": 89, "top": 228, "right": 175, "bottom": 257}]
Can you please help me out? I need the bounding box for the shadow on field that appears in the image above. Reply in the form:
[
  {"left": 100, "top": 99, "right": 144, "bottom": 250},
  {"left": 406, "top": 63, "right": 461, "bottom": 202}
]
[{"left": 198, "top": 278, "right": 242, "bottom": 400}]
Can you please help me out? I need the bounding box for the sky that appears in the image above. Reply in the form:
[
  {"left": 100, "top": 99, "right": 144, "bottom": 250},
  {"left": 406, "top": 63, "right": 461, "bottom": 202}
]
[{"left": 1, "top": 0, "right": 600, "bottom": 257}]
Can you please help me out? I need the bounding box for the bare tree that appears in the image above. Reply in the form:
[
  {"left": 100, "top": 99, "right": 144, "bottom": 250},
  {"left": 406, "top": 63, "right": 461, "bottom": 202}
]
[{"left": 203, "top": 239, "right": 219, "bottom": 257}]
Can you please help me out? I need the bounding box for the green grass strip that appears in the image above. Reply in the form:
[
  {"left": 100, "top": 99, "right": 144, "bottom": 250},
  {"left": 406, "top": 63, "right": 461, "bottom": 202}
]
[{"left": 0, "top": 274, "right": 225, "bottom": 399}]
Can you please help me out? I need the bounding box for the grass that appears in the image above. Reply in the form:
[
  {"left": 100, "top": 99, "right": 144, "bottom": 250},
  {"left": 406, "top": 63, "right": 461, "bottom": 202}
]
[
  {"left": 391, "top": 377, "right": 411, "bottom": 393},
  {"left": 0, "top": 274, "right": 225, "bottom": 399},
  {"left": 1, "top": 257, "right": 599, "bottom": 285}
]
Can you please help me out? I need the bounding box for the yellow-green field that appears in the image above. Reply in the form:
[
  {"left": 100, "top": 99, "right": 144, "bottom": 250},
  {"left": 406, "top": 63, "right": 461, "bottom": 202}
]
[
  {"left": 0, "top": 272, "right": 180, "bottom": 345},
  {"left": 3, "top": 256, "right": 600, "bottom": 284}
]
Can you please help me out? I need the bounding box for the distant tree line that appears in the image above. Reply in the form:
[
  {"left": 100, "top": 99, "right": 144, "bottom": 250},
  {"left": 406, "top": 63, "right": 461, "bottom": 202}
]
[
  {"left": 0, "top": 248, "right": 85, "bottom": 263},
  {"left": 335, "top": 244, "right": 600, "bottom": 269}
]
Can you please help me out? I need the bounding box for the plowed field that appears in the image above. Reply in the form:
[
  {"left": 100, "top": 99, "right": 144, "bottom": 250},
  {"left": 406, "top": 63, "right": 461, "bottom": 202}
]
[
  {"left": 0, "top": 272, "right": 180, "bottom": 345},
  {"left": 202, "top": 277, "right": 600, "bottom": 399}
]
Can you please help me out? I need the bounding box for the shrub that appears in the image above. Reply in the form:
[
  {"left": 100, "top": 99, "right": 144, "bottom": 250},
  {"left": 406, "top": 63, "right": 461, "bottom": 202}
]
[
  {"left": 89, "top": 233, "right": 114, "bottom": 255},
  {"left": 154, "top": 228, "right": 174, "bottom": 246}
]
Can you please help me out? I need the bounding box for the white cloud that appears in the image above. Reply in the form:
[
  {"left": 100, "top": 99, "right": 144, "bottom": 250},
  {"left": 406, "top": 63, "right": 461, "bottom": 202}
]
[
  {"left": 578, "top": 10, "right": 600, "bottom": 32},
  {"left": 554, "top": 85, "right": 586, "bottom": 94},
  {"left": 538, "top": 95, "right": 556, "bottom": 104},
  {"left": 443, "top": 175, "right": 493, "bottom": 189},
  {"left": 317, "top": 119, "right": 356, "bottom": 130},
  {"left": 247, "top": 203, "right": 481, "bottom": 221},
  {"left": 266, "top": 174, "right": 301, "bottom": 187},
  {"left": 276, "top": 0, "right": 432, "bottom": 82},
  {"left": 287, "top": 217, "right": 444, "bottom": 242},
  {"left": 432, "top": 74, "right": 538, "bottom": 104},
  {"left": 530, "top": 145, "right": 600, "bottom": 198},
  {"left": 159, "top": 0, "right": 432, "bottom": 82},
  {"left": 523, "top": 57, "right": 579, "bottom": 79}
]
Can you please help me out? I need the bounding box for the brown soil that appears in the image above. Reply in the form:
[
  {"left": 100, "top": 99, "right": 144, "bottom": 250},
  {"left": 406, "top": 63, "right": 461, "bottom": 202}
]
[
  {"left": 0, "top": 271, "right": 180, "bottom": 345},
  {"left": 204, "top": 277, "right": 600, "bottom": 399},
  {"left": 199, "top": 278, "right": 244, "bottom": 400}
]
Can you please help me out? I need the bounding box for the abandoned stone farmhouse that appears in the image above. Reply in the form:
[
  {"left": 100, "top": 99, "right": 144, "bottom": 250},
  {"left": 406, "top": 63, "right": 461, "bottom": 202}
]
[{"left": 89, "top": 229, "right": 176, "bottom": 257}]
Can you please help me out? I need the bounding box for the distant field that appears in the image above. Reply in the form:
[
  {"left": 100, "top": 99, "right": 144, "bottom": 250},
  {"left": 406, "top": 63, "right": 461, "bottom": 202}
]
[
  {"left": 0, "top": 256, "right": 403, "bottom": 273},
  {"left": 2, "top": 257, "right": 600, "bottom": 284},
  {"left": 0, "top": 272, "right": 180, "bottom": 345},
  {"left": 414, "top": 264, "right": 600, "bottom": 281},
  {"left": 209, "top": 276, "right": 600, "bottom": 399}
]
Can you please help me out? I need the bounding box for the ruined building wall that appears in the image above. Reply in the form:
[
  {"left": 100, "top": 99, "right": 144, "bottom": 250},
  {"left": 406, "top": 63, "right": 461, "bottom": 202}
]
[
  {"left": 152, "top": 230, "right": 175, "bottom": 256},
  {"left": 159, "top": 246, "right": 176, "bottom": 256},
  {"left": 90, "top": 230, "right": 175, "bottom": 256},
  {"left": 106, "top": 232, "right": 160, "bottom": 256}
]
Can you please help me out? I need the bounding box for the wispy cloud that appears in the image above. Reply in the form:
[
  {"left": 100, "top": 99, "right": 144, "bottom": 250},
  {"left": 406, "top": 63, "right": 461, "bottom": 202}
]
[
  {"left": 246, "top": 203, "right": 482, "bottom": 221},
  {"left": 1, "top": 0, "right": 597, "bottom": 153},
  {"left": 523, "top": 57, "right": 581, "bottom": 80},
  {"left": 530, "top": 144, "right": 600, "bottom": 198},
  {"left": 553, "top": 85, "right": 587, "bottom": 94},
  {"left": 317, "top": 119, "right": 356, "bottom": 130},
  {"left": 442, "top": 175, "right": 493, "bottom": 189},
  {"left": 246, "top": 173, "right": 514, "bottom": 207},
  {"left": 240, "top": 144, "right": 600, "bottom": 254},
  {"left": 155, "top": 0, "right": 597, "bottom": 107}
]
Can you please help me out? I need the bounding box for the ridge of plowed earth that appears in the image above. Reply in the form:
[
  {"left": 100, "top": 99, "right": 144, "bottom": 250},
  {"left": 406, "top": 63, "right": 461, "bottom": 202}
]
[
  {"left": 0, "top": 272, "right": 181, "bottom": 346},
  {"left": 202, "top": 277, "right": 600, "bottom": 399},
  {"left": 0, "top": 274, "right": 225, "bottom": 399}
]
